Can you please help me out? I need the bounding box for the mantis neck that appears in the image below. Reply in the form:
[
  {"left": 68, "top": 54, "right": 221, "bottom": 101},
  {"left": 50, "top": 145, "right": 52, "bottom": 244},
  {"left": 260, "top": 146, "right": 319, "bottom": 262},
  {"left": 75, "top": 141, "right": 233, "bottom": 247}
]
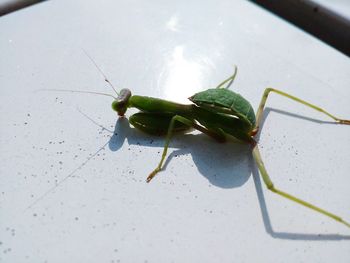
[{"left": 129, "top": 95, "right": 194, "bottom": 116}]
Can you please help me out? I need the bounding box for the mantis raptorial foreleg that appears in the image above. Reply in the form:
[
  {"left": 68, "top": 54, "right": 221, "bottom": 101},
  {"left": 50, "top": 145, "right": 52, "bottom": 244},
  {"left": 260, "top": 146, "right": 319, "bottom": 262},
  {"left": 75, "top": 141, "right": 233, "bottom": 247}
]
[
  {"left": 252, "top": 144, "right": 350, "bottom": 228},
  {"left": 146, "top": 115, "right": 226, "bottom": 182},
  {"left": 254, "top": 88, "right": 350, "bottom": 132}
]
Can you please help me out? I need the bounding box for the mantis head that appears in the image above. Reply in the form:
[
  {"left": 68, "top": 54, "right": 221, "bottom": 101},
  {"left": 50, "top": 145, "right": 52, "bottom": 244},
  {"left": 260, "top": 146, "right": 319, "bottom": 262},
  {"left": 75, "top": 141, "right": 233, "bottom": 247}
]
[{"left": 112, "top": 88, "right": 132, "bottom": 116}]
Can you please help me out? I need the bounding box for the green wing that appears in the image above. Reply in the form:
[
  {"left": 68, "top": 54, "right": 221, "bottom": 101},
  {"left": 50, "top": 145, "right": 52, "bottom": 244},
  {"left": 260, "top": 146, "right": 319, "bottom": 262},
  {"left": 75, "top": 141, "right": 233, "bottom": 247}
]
[{"left": 189, "top": 89, "right": 256, "bottom": 127}]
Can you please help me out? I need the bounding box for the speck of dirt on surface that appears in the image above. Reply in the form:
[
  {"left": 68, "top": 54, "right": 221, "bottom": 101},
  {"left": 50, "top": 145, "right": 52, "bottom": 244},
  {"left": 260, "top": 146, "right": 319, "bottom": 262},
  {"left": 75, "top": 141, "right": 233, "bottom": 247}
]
[{"left": 3, "top": 248, "right": 12, "bottom": 254}]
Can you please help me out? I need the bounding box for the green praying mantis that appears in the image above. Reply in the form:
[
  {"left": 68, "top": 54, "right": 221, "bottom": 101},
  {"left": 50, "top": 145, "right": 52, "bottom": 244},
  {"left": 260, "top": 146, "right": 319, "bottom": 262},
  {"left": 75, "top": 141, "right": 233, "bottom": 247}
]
[{"left": 54, "top": 52, "right": 350, "bottom": 229}]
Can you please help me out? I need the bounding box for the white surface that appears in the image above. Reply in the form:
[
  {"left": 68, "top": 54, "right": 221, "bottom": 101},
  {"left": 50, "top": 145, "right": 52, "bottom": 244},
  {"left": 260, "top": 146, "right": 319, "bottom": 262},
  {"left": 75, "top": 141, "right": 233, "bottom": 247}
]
[{"left": 1, "top": 0, "right": 350, "bottom": 262}]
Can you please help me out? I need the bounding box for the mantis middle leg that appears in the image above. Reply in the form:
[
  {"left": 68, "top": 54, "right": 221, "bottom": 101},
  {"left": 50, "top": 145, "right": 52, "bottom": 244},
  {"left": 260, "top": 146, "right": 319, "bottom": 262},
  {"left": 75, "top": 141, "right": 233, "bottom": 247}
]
[{"left": 146, "top": 115, "right": 226, "bottom": 182}]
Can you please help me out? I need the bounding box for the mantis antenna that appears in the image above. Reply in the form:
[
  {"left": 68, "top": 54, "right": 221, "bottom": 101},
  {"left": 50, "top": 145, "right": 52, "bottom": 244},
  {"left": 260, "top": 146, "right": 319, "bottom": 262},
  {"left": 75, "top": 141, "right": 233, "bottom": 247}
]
[
  {"left": 36, "top": 89, "right": 117, "bottom": 100},
  {"left": 82, "top": 48, "right": 120, "bottom": 96}
]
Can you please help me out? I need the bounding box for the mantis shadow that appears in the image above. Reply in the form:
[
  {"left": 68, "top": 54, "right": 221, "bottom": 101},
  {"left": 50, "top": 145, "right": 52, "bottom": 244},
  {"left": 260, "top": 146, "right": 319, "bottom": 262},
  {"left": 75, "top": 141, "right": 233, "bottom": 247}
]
[
  {"left": 80, "top": 109, "right": 350, "bottom": 241},
  {"left": 108, "top": 117, "right": 251, "bottom": 189}
]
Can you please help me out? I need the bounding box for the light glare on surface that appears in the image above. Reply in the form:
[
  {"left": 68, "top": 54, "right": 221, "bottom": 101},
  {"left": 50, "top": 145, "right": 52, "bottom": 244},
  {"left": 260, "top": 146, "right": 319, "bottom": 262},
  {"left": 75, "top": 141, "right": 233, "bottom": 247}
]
[{"left": 163, "top": 46, "right": 204, "bottom": 103}]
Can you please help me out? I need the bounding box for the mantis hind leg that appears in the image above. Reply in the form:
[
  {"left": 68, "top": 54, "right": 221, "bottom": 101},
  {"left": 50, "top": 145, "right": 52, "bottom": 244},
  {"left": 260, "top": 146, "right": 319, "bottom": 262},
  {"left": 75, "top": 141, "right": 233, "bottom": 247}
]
[
  {"left": 253, "top": 88, "right": 350, "bottom": 132},
  {"left": 252, "top": 144, "right": 350, "bottom": 228},
  {"left": 146, "top": 115, "right": 226, "bottom": 183}
]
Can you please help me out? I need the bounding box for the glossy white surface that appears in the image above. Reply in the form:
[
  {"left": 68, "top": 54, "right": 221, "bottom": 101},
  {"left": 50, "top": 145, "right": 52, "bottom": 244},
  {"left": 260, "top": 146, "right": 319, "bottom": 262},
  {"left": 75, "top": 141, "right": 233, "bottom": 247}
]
[{"left": 1, "top": 1, "right": 350, "bottom": 262}]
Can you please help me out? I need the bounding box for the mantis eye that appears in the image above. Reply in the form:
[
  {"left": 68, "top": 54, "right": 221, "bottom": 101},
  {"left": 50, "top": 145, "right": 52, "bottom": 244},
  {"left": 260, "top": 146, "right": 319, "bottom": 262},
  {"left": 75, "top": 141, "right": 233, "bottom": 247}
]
[{"left": 112, "top": 88, "right": 132, "bottom": 116}]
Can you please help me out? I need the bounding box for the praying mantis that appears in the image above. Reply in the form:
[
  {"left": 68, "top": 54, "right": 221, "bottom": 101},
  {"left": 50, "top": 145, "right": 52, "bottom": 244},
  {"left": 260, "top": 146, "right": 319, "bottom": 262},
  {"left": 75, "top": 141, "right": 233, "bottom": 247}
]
[{"left": 54, "top": 52, "right": 350, "bottom": 228}]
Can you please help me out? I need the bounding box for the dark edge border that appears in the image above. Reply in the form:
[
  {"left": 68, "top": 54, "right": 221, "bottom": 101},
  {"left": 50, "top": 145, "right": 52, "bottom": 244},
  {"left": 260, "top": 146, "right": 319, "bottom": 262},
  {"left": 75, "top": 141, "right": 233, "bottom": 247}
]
[
  {"left": 250, "top": 0, "right": 350, "bottom": 56},
  {"left": 0, "top": 0, "right": 48, "bottom": 16}
]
